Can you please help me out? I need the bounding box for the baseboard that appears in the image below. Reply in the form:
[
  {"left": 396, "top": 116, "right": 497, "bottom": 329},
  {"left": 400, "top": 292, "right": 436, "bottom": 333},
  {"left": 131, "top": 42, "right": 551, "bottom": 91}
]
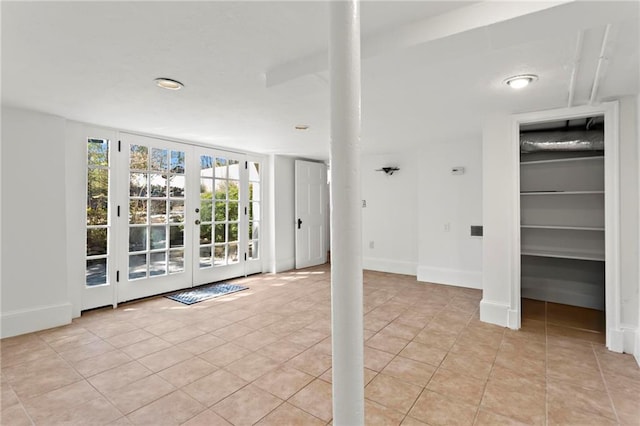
[
  {"left": 607, "top": 328, "right": 624, "bottom": 353},
  {"left": 363, "top": 257, "right": 416, "bottom": 276},
  {"left": 635, "top": 329, "right": 640, "bottom": 367},
  {"left": 622, "top": 326, "right": 638, "bottom": 355},
  {"left": 417, "top": 266, "right": 482, "bottom": 289},
  {"left": 606, "top": 325, "right": 639, "bottom": 355},
  {"left": 507, "top": 309, "right": 520, "bottom": 329},
  {"left": 479, "top": 299, "right": 511, "bottom": 328},
  {"left": 1, "top": 302, "right": 72, "bottom": 338}
]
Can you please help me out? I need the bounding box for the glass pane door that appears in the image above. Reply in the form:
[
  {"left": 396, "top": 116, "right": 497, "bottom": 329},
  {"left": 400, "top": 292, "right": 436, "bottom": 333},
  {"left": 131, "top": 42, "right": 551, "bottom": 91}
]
[
  {"left": 193, "top": 149, "right": 248, "bottom": 285},
  {"left": 117, "top": 134, "right": 192, "bottom": 302},
  {"left": 246, "top": 157, "right": 262, "bottom": 275},
  {"left": 83, "top": 128, "right": 117, "bottom": 310}
]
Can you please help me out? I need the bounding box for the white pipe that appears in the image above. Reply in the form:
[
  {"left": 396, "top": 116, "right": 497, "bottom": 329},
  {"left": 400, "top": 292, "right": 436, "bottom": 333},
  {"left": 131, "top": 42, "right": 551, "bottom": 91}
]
[
  {"left": 329, "top": 1, "right": 364, "bottom": 425},
  {"left": 590, "top": 24, "right": 612, "bottom": 105},
  {"left": 567, "top": 30, "right": 583, "bottom": 108}
]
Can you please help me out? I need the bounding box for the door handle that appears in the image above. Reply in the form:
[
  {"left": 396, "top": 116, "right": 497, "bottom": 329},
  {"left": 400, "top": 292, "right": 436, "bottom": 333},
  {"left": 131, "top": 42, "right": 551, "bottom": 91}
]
[
  {"left": 195, "top": 219, "right": 201, "bottom": 225},
  {"left": 297, "top": 218, "right": 302, "bottom": 229}
]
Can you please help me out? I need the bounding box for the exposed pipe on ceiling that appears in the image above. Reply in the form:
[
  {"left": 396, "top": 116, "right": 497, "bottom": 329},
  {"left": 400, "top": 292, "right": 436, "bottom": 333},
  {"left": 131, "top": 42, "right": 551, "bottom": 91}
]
[
  {"left": 589, "top": 24, "right": 612, "bottom": 105},
  {"left": 520, "top": 127, "right": 604, "bottom": 152},
  {"left": 567, "top": 30, "right": 584, "bottom": 108}
]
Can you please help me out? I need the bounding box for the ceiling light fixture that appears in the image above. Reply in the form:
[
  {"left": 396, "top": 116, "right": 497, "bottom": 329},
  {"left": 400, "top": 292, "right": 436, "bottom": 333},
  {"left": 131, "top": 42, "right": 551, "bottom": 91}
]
[
  {"left": 295, "top": 125, "right": 310, "bottom": 130},
  {"left": 504, "top": 74, "right": 538, "bottom": 89},
  {"left": 154, "top": 77, "right": 184, "bottom": 90}
]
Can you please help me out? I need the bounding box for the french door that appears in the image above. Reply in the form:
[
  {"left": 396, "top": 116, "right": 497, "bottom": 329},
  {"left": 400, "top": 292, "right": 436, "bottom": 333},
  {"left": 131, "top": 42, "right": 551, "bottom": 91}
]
[
  {"left": 116, "top": 134, "right": 193, "bottom": 302},
  {"left": 192, "top": 148, "right": 262, "bottom": 285},
  {"left": 82, "top": 131, "right": 262, "bottom": 309}
]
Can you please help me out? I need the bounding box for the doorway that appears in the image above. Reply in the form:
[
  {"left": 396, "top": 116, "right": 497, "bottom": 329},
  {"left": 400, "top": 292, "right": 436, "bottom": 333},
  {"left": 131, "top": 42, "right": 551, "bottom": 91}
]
[
  {"left": 295, "top": 160, "right": 328, "bottom": 269},
  {"left": 82, "top": 131, "right": 263, "bottom": 310},
  {"left": 512, "top": 102, "right": 620, "bottom": 351}
]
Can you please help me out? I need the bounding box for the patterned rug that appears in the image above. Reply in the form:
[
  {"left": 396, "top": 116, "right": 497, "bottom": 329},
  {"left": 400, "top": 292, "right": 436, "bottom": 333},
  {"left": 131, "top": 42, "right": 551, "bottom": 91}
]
[{"left": 165, "top": 283, "right": 248, "bottom": 305}]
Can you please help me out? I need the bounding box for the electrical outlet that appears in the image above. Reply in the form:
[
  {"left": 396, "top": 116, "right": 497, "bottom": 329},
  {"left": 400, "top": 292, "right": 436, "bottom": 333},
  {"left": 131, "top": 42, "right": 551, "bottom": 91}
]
[
  {"left": 369, "top": 241, "right": 374, "bottom": 249},
  {"left": 444, "top": 223, "right": 451, "bottom": 232}
]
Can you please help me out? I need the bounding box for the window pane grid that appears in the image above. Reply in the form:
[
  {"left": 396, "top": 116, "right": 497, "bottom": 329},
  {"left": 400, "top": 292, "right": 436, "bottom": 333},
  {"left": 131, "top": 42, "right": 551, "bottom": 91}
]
[
  {"left": 86, "top": 138, "right": 110, "bottom": 287},
  {"left": 200, "top": 155, "right": 242, "bottom": 268},
  {"left": 129, "top": 144, "right": 185, "bottom": 280},
  {"left": 248, "top": 162, "right": 260, "bottom": 260}
]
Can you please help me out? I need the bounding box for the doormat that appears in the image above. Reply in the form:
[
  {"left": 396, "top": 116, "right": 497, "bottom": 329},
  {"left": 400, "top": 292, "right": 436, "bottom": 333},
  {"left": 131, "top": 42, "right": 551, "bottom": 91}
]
[{"left": 165, "top": 283, "right": 248, "bottom": 305}]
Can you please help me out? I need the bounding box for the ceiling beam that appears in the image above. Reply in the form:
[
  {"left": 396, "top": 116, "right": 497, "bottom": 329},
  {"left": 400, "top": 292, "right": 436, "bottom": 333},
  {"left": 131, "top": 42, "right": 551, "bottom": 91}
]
[{"left": 265, "top": 0, "right": 575, "bottom": 87}]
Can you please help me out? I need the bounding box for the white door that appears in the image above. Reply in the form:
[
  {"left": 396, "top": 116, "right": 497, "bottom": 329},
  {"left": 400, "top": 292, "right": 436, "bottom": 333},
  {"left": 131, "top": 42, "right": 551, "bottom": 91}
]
[
  {"left": 295, "top": 160, "right": 328, "bottom": 269},
  {"left": 83, "top": 128, "right": 118, "bottom": 310},
  {"left": 192, "top": 148, "right": 263, "bottom": 285},
  {"left": 116, "top": 134, "right": 193, "bottom": 302},
  {"left": 82, "top": 132, "right": 263, "bottom": 308}
]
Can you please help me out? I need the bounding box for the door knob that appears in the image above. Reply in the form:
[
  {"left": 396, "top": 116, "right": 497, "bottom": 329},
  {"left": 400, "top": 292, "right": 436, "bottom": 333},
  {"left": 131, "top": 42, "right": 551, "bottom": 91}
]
[
  {"left": 195, "top": 219, "right": 201, "bottom": 225},
  {"left": 297, "top": 218, "right": 302, "bottom": 229}
]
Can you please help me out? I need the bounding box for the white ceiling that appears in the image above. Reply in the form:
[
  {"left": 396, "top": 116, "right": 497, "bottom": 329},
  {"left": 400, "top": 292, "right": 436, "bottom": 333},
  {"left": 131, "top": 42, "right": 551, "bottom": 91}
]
[{"left": 2, "top": 1, "right": 638, "bottom": 159}]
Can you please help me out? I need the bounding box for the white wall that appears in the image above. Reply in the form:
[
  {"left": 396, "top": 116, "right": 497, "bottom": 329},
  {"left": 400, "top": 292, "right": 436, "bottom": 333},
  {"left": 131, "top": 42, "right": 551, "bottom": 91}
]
[
  {"left": 481, "top": 99, "right": 640, "bottom": 357},
  {"left": 361, "top": 153, "right": 418, "bottom": 275},
  {"left": 1, "top": 107, "right": 72, "bottom": 337},
  {"left": 416, "top": 140, "right": 483, "bottom": 288},
  {"left": 480, "top": 112, "right": 519, "bottom": 327}
]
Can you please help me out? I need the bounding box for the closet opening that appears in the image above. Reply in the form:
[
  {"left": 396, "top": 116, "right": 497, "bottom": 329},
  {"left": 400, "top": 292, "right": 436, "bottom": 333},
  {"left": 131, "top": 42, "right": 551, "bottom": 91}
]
[{"left": 519, "top": 115, "right": 606, "bottom": 343}]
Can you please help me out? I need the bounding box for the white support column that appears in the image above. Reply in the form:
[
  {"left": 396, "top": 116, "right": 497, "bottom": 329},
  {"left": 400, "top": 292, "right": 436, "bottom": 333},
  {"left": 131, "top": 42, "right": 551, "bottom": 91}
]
[{"left": 329, "top": 1, "right": 364, "bottom": 425}]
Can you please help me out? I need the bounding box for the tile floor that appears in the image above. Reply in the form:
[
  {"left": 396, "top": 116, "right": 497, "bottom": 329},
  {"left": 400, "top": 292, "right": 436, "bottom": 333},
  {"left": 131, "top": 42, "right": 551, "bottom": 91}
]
[{"left": 1, "top": 265, "right": 639, "bottom": 425}]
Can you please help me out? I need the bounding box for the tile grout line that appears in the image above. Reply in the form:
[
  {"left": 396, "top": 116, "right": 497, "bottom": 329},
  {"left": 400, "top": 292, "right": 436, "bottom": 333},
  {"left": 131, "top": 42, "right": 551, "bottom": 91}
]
[
  {"left": 365, "top": 292, "right": 467, "bottom": 424},
  {"left": 27, "top": 328, "right": 126, "bottom": 424},
  {"left": 469, "top": 306, "right": 503, "bottom": 425},
  {"left": 390, "top": 298, "right": 454, "bottom": 425},
  {"left": 544, "top": 301, "right": 549, "bottom": 426},
  {"left": 592, "top": 343, "right": 622, "bottom": 424}
]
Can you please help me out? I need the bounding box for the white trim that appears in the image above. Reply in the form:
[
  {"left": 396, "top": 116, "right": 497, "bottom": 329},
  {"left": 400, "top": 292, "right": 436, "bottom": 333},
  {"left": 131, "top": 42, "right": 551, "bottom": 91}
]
[
  {"left": 604, "top": 102, "right": 621, "bottom": 353},
  {"left": 635, "top": 328, "right": 640, "bottom": 366},
  {"left": 1, "top": 303, "right": 72, "bottom": 339},
  {"left": 417, "top": 266, "right": 481, "bottom": 289},
  {"left": 479, "top": 299, "right": 510, "bottom": 328},
  {"left": 510, "top": 102, "right": 621, "bottom": 350},
  {"left": 637, "top": 94, "right": 640, "bottom": 368},
  {"left": 507, "top": 309, "right": 519, "bottom": 329},
  {"left": 364, "top": 258, "right": 416, "bottom": 276},
  {"left": 607, "top": 328, "right": 624, "bottom": 353},
  {"left": 621, "top": 325, "right": 637, "bottom": 355}
]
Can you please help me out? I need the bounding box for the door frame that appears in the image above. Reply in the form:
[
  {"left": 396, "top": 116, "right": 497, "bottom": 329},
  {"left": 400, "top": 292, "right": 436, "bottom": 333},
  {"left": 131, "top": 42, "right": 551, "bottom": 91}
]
[
  {"left": 294, "top": 159, "right": 328, "bottom": 269},
  {"left": 115, "top": 133, "right": 195, "bottom": 303},
  {"left": 509, "top": 101, "right": 621, "bottom": 351},
  {"left": 75, "top": 125, "right": 266, "bottom": 312},
  {"left": 191, "top": 147, "right": 263, "bottom": 286}
]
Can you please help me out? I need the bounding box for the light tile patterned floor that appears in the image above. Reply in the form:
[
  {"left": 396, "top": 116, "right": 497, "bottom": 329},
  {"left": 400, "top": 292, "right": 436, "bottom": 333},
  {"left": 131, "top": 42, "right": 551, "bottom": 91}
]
[{"left": 1, "top": 265, "right": 639, "bottom": 425}]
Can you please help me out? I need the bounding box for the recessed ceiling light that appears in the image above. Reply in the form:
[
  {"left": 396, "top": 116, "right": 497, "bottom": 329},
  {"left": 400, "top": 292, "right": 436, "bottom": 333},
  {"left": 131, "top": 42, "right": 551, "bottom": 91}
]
[
  {"left": 295, "top": 125, "right": 310, "bottom": 130},
  {"left": 154, "top": 78, "right": 184, "bottom": 90},
  {"left": 504, "top": 74, "right": 538, "bottom": 89}
]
